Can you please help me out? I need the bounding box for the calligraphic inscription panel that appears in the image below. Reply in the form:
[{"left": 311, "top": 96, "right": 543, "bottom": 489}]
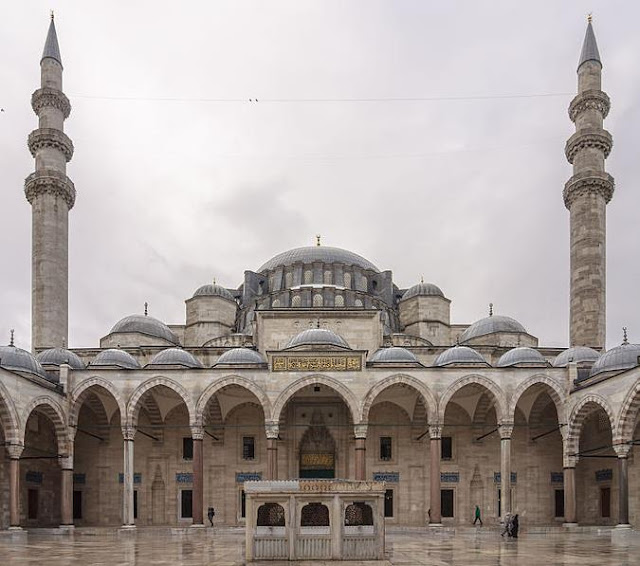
[
  {"left": 272, "top": 356, "right": 361, "bottom": 372},
  {"left": 300, "top": 453, "right": 335, "bottom": 469}
]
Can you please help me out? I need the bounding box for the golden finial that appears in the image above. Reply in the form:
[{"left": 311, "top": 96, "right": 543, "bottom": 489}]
[
  {"left": 623, "top": 326, "right": 628, "bottom": 345},
  {"left": 213, "top": 277, "right": 216, "bottom": 285},
  {"left": 144, "top": 302, "right": 148, "bottom": 316},
  {"left": 9, "top": 329, "right": 14, "bottom": 347},
  {"left": 489, "top": 302, "right": 494, "bottom": 317},
  {"left": 51, "top": 10, "right": 55, "bottom": 21},
  {"left": 420, "top": 276, "right": 424, "bottom": 284},
  {"left": 587, "top": 13, "right": 593, "bottom": 24},
  {"left": 315, "top": 234, "right": 321, "bottom": 247}
]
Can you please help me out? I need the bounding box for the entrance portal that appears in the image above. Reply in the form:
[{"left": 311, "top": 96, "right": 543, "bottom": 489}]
[{"left": 298, "top": 410, "right": 336, "bottom": 479}]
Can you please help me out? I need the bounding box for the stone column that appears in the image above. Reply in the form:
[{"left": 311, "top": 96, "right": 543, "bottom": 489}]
[
  {"left": 563, "top": 464, "right": 578, "bottom": 525},
  {"left": 191, "top": 426, "right": 204, "bottom": 526},
  {"left": 60, "top": 455, "right": 74, "bottom": 527},
  {"left": 7, "top": 444, "right": 24, "bottom": 529},
  {"left": 122, "top": 426, "right": 136, "bottom": 527},
  {"left": 499, "top": 423, "right": 513, "bottom": 520},
  {"left": 614, "top": 444, "right": 631, "bottom": 528},
  {"left": 429, "top": 425, "right": 442, "bottom": 525},
  {"left": 354, "top": 424, "right": 368, "bottom": 481},
  {"left": 266, "top": 423, "right": 279, "bottom": 481}
]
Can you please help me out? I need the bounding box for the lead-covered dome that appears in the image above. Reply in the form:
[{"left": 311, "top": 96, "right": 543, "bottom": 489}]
[
  {"left": 258, "top": 246, "right": 379, "bottom": 273},
  {"left": 0, "top": 345, "right": 50, "bottom": 380},
  {"left": 497, "top": 347, "right": 548, "bottom": 368},
  {"left": 90, "top": 349, "right": 141, "bottom": 369},
  {"left": 402, "top": 282, "right": 445, "bottom": 300},
  {"left": 553, "top": 346, "right": 600, "bottom": 368},
  {"left": 147, "top": 348, "right": 203, "bottom": 368},
  {"left": 216, "top": 348, "right": 266, "bottom": 365},
  {"left": 590, "top": 343, "right": 640, "bottom": 377},
  {"left": 433, "top": 345, "right": 488, "bottom": 367},
  {"left": 284, "top": 328, "right": 350, "bottom": 350},
  {"left": 370, "top": 347, "right": 419, "bottom": 363},
  {"left": 110, "top": 314, "right": 179, "bottom": 345},
  {"left": 37, "top": 348, "right": 85, "bottom": 370},
  {"left": 192, "top": 283, "right": 235, "bottom": 301},
  {"left": 459, "top": 315, "right": 527, "bottom": 343}
]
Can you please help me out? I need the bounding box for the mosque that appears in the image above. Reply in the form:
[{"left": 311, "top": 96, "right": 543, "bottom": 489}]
[{"left": 1, "top": 16, "right": 639, "bottom": 532}]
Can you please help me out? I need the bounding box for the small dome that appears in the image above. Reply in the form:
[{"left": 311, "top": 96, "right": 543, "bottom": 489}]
[
  {"left": 216, "top": 348, "right": 265, "bottom": 365},
  {"left": 259, "top": 245, "right": 379, "bottom": 273},
  {"left": 553, "top": 346, "right": 600, "bottom": 368},
  {"left": 147, "top": 348, "right": 203, "bottom": 368},
  {"left": 460, "top": 315, "right": 527, "bottom": 343},
  {"left": 284, "top": 328, "right": 350, "bottom": 350},
  {"left": 433, "top": 345, "right": 488, "bottom": 367},
  {"left": 401, "top": 282, "right": 445, "bottom": 300},
  {"left": 497, "top": 347, "right": 547, "bottom": 368},
  {"left": 90, "top": 349, "right": 141, "bottom": 369},
  {"left": 0, "top": 345, "right": 50, "bottom": 380},
  {"left": 370, "top": 347, "right": 418, "bottom": 363},
  {"left": 37, "top": 348, "right": 85, "bottom": 370},
  {"left": 590, "top": 343, "right": 640, "bottom": 377},
  {"left": 110, "top": 314, "right": 179, "bottom": 345},
  {"left": 192, "top": 283, "right": 235, "bottom": 301}
]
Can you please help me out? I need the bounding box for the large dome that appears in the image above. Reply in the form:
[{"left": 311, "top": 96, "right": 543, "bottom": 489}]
[
  {"left": 459, "top": 315, "right": 527, "bottom": 343},
  {"left": 284, "top": 328, "right": 350, "bottom": 350},
  {"left": 110, "top": 314, "right": 179, "bottom": 345},
  {"left": 258, "top": 246, "right": 379, "bottom": 273}
]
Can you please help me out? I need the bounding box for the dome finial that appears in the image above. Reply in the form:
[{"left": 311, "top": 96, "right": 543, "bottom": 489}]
[
  {"left": 316, "top": 318, "right": 321, "bottom": 329},
  {"left": 315, "top": 234, "right": 321, "bottom": 247},
  {"left": 9, "top": 329, "right": 14, "bottom": 347},
  {"left": 489, "top": 302, "right": 494, "bottom": 317},
  {"left": 455, "top": 334, "right": 460, "bottom": 346},
  {"left": 420, "top": 275, "right": 424, "bottom": 284},
  {"left": 623, "top": 326, "right": 628, "bottom": 345},
  {"left": 144, "top": 302, "right": 148, "bottom": 316},
  {"left": 587, "top": 12, "right": 592, "bottom": 23},
  {"left": 51, "top": 10, "right": 54, "bottom": 21},
  {"left": 213, "top": 277, "right": 216, "bottom": 285}
]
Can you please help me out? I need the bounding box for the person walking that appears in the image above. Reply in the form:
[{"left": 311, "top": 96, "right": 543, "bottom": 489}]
[
  {"left": 511, "top": 514, "right": 519, "bottom": 538},
  {"left": 500, "top": 513, "right": 511, "bottom": 537},
  {"left": 473, "top": 505, "right": 483, "bottom": 526}
]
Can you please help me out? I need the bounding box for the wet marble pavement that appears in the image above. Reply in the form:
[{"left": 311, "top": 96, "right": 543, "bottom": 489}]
[{"left": 0, "top": 528, "right": 638, "bottom": 565}]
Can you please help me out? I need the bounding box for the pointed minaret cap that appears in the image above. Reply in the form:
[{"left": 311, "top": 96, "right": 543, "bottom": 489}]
[
  {"left": 578, "top": 17, "right": 601, "bottom": 70},
  {"left": 41, "top": 13, "right": 62, "bottom": 67}
]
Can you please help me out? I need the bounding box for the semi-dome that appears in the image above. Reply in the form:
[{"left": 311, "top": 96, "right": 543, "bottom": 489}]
[
  {"left": 590, "top": 343, "right": 640, "bottom": 377},
  {"left": 0, "top": 345, "right": 50, "bottom": 380},
  {"left": 216, "top": 348, "right": 265, "bottom": 365},
  {"left": 553, "top": 346, "right": 600, "bottom": 368},
  {"left": 402, "top": 281, "right": 445, "bottom": 300},
  {"left": 192, "top": 283, "right": 235, "bottom": 301},
  {"left": 258, "top": 245, "right": 379, "bottom": 273},
  {"left": 147, "top": 348, "right": 203, "bottom": 368},
  {"left": 284, "top": 328, "right": 350, "bottom": 350},
  {"left": 497, "top": 347, "right": 548, "bottom": 368},
  {"left": 370, "top": 347, "right": 419, "bottom": 363},
  {"left": 110, "top": 314, "right": 179, "bottom": 345},
  {"left": 433, "top": 345, "right": 488, "bottom": 367},
  {"left": 37, "top": 347, "right": 85, "bottom": 370},
  {"left": 90, "top": 349, "right": 141, "bottom": 369},
  {"left": 459, "top": 315, "right": 527, "bottom": 343}
]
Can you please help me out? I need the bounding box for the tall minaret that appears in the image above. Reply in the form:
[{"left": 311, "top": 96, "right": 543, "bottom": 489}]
[
  {"left": 564, "top": 17, "right": 614, "bottom": 350},
  {"left": 24, "top": 14, "right": 75, "bottom": 351}
]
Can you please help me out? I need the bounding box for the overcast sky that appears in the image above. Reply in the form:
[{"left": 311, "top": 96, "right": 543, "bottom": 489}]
[{"left": 1, "top": 1, "right": 638, "bottom": 351}]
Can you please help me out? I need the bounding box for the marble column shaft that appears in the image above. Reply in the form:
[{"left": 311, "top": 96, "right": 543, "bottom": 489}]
[
  {"left": 266, "top": 438, "right": 278, "bottom": 480},
  {"left": 500, "top": 426, "right": 512, "bottom": 520},
  {"left": 192, "top": 437, "right": 204, "bottom": 525},
  {"left": 9, "top": 453, "right": 22, "bottom": 528},
  {"left": 429, "top": 428, "right": 441, "bottom": 524},
  {"left": 60, "top": 458, "right": 74, "bottom": 526},
  {"left": 618, "top": 456, "right": 629, "bottom": 526},
  {"left": 355, "top": 438, "right": 366, "bottom": 481},
  {"left": 563, "top": 466, "right": 577, "bottom": 524},
  {"left": 122, "top": 429, "right": 135, "bottom": 527}
]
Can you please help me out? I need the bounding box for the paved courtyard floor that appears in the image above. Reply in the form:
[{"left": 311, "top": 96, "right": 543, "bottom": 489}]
[{"left": 0, "top": 527, "right": 638, "bottom": 565}]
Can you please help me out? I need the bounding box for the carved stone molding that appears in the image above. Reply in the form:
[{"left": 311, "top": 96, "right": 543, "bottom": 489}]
[
  {"left": 28, "top": 128, "right": 74, "bottom": 162},
  {"left": 568, "top": 90, "right": 610, "bottom": 123},
  {"left": 563, "top": 171, "right": 615, "bottom": 208},
  {"left": 5, "top": 444, "right": 24, "bottom": 459},
  {"left": 31, "top": 87, "right": 71, "bottom": 119},
  {"left": 428, "top": 424, "right": 442, "bottom": 440},
  {"left": 121, "top": 425, "right": 136, "bottom": 441},
  {"left": 265, "top": 422, "right": 280, "bottom": 439},
  {"left": 613, "top": 443, "right": 632, "bottom": 459},
  {"left": 24, "top": 169, "right": 76, "bottom": 209},
  {"left": 499, "top": 422, "right": 514, "bottom": 439},
  {"left": 190, "top": 425, "right": 204, "bottom": 441},
  {"left": 353, "top": 423, "right": 368, "bottom": 439},
  {"left": 564, "top": 129, "right": 612, "bottom": 164}
]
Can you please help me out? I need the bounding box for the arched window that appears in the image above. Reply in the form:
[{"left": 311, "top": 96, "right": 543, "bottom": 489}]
[
  {"left": 313, "top": 294, "right": 324, "bottom": 307},
  {"left": 285, "top": 272, "right": 293, "bottom": 288},
  {"left": 358, "top": 276, "right": 367, "bottom": 291},
  {"left": 324, "top": 270, "right": 333, "bottom": 284},
  {"left": 335, "top": 295, "right": 344, "bottom": 308},
  {"left": 354, "top": 298, "right": 363, "bottom": 307},
  {"left": 344, "top": 502, "right": 373, "bottom": 526},
  {"left": 272, "top": 298, "right": 281, "bottom": 308},
  {"left": 292, "top": 295, "right": 302, "bottom": 307},
  {"left": 343, "top": 272, "right": 352, "bottom": 289},
  {"left": 301, "top": 503, "right": 330, "bottom": 527},
  {"left": 257, "top": 503, "right": 286, "bottom": 527},
  {"left": 304, "top": 269, "right": 313, "bottom": 284}
]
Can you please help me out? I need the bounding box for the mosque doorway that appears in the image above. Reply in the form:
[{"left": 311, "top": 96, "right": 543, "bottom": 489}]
[{"left": 298, "top": 410, "right": 336, "bottom": 479}]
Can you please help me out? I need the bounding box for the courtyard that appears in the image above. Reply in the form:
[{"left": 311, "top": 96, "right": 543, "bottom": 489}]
[{"left": 0, "top": 527, "right": 638, "bottom": 566}]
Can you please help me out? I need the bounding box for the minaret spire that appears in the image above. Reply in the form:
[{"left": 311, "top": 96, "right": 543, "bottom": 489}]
[
  {"left": 564, "top": 18, "right": 614, "bottom": 350},
  {"left": 25, "top": 16, "right": 76, "bottom": 351}
]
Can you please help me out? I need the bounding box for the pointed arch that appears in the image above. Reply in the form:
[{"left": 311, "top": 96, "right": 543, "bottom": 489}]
[
  {"left": 20, "top": 396, "right": 70, "bottom": 455},
  {"left": 439, "top": 374, "right": 507, "bottom": 423},
  {"left": 615, "top": 377, "right": 640, "bottom": 443},
  {"left": 272, "top": 375, "right": 359, "bottom": 425},
  {"left": 565, "top": 394, "right": 614, "bottom": 457},
  {"left": 127, "top": 376, "right": 196, "bottom": 427},
  {"left": 196, "top": 375, "right": 272, "bottom": 425},
  {"left": 0, "top": 380, "right": 20, "bottom": 445},
  {"left": 360, "top": 374, "right": 437, "bottom": 424},
  {"left": 508, "top": 374, "right": 566, "bottom": 424},
  {"left": 70, "top": 376, "right": 126, "bottom": 428}
]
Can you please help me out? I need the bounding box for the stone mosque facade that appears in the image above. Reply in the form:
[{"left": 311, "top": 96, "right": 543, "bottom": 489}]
[{"left": 1, "top": 17, "right": 640, "bottom": 532}]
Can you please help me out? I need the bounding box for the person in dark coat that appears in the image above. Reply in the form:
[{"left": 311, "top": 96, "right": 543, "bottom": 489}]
[{"left": 511, "top": 514, "right": 519, "bottom": 538}]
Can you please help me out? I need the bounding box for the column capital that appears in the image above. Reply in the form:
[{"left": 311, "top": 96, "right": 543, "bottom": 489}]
[
  {"left": 60, "top": 455, "right": 73, "bottom": 470},
  {"left": 428, "top": 424, "right": 442, "bottom": 440},
  {"left": 190, "top": 425, "right": 204, "bottom": 441},
  {"left": 6, "top": 444, "right": 24, "bottom": 460},
  {"left": 121, "top": 425, "right": 136, "bottom": 441},
  {"left": 563, "top": 454, "right": 579, "bottom": 468},
  {"left": 613, "top": 443, "right": 632, "bottom": 459},
  {"left": 499, "top": 422, "right": 514, "bottom": 439},
  {"left": 265, "top": 422, "right": 279, "bottom": 440},
  {"left": 354, "top": 423, "right": 368, "bottom": 439}
]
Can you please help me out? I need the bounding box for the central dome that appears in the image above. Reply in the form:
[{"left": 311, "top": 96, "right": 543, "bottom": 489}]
[{"left": 258, "top": 246, "right": 379, "bottom": 273}]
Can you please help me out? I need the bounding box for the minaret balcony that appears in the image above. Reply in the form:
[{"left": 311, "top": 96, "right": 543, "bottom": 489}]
[
  {"left": 31, "top": 87, "right": 71, "bottom": 118},
  {"left": 564, "top": 128, "right": 612, "bottom": 164},
  {"left": 568, "top": 89, "right": 610, "bottom": 122},
  {"left": 563, "top": 170, "right": 614, "bottom": 209},
  {"left": 24, "top": 168, "right": 76, "bottom": 209},
  {"left": 28, "top": 128, "right": 74, "bottom": 162}
]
